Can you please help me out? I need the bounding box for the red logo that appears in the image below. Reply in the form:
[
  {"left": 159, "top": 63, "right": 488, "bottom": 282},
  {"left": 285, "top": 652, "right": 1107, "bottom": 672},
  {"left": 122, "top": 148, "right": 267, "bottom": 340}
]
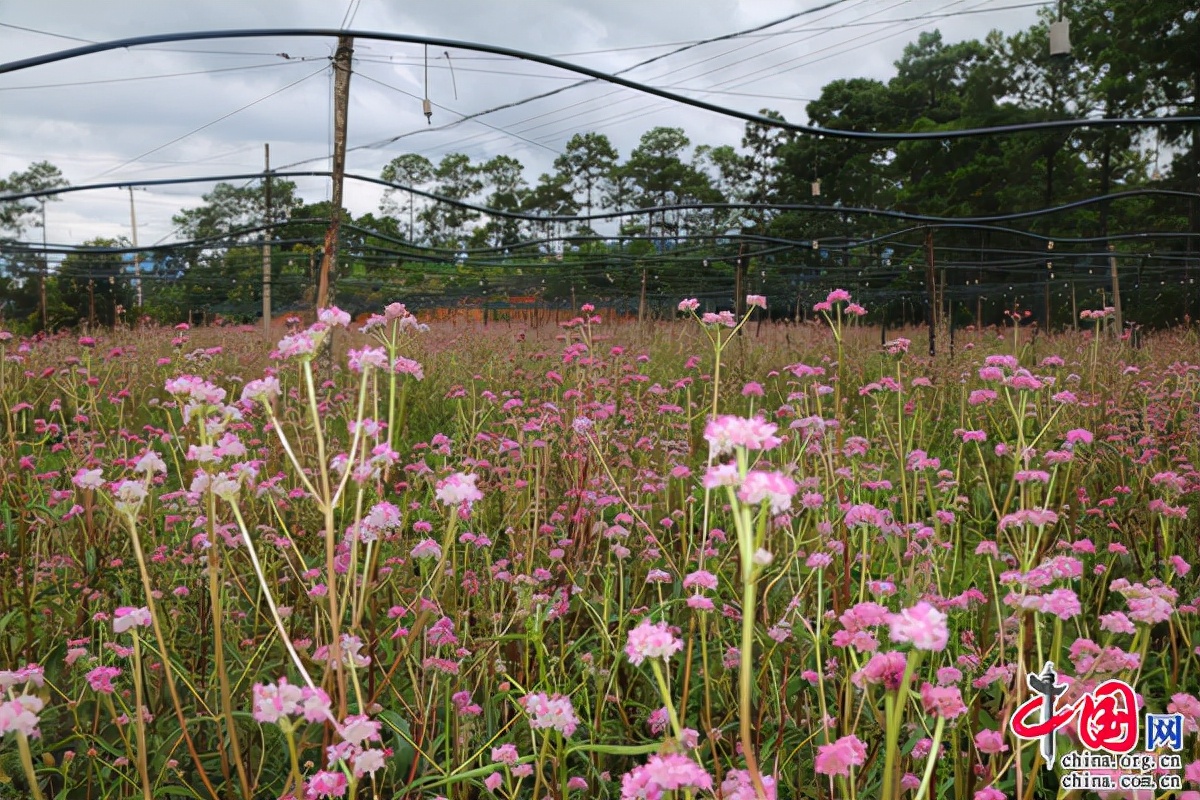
[{"left": 1010, "top": 663, "right": 1138, "bottom": 765}]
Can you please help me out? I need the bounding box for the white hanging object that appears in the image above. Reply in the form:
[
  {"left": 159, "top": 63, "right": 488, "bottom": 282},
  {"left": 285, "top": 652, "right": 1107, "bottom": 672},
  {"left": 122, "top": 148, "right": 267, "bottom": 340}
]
[
  {"left": 811, "top": 180, "right": 821, "bottom": 197},
  {"left": 1049, "top": 19, "right": 1071, "bottom": 56}
]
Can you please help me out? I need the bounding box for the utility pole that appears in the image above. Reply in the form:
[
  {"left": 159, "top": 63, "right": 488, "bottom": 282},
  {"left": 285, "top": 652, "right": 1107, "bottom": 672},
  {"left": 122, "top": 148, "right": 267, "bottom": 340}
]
[
  {"left": 924, "top": 227, "right": 937, "bottom": 356},
  {"left": 637, "top": 267, "right": 647, "bottom": 323},
  {"left": 317, "top": 36, "right": 353, "bottom": 313},
  {"left": 129, "top": 187, "right": 142, "bottom": 309},
  {"left": 734, "top": 240, "right": 747, "bottom": 323},
  {"left": 262, "top": 143, "right": 272, "bottom": 340},
  {"left": 1108, "top": 243, "right": 1122, "bottom": 336},
  {"left": 39, "top": 200, "right": 48, "bottom": 330}
]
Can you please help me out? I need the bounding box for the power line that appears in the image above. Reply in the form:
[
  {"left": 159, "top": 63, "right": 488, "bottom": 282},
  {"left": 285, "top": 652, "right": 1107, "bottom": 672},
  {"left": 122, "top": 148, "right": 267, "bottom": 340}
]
[
  {"left": 84, "top": 66, "right": 328, "bottom": 182},
  {"left": 0, "top": 59, "right": 313, "bottom": 91}
]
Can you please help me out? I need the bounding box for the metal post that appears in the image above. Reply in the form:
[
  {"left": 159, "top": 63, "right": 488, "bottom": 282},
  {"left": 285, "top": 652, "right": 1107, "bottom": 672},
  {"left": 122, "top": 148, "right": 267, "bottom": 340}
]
[
  {"left": 129, "top": 187, "right": 141, "bottom": 309},
  {"left": 1108, "top": 244, "right": 1122, "bottom": 336}
]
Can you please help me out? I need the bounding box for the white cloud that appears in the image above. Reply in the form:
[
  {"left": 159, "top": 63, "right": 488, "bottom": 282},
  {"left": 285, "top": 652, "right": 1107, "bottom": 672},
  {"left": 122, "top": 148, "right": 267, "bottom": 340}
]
[{"left": 1, "top": 0, "right": 1045, "bottom": 244}]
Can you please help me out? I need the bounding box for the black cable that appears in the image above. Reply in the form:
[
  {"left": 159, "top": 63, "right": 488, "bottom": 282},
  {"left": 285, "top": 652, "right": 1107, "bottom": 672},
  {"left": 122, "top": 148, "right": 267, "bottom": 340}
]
[
  {"left": 4, "top": 28, "right": 1198, "bottom": 142},
  {"left": 6, "top": 171, "right": 1200, "bottom": 231}
]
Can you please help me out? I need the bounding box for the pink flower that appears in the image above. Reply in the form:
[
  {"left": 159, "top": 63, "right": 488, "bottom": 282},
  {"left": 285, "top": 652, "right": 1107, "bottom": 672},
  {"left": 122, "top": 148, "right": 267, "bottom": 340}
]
[
  {"left": 746, "top": 295, "right": 766, "bottom": 309},
  {"left": 113, "top": 607, "right": 151, "bottom": 634},
  {"left": 306, "top": 770, "right": 348, "bottom": 798},
  {"left": 678, "top": 298, "right": 700, "bottom": 312},
  {"left": 737, "top": 471, "right": 798, "bottom": 514},
  {"left": 491, "top": 744, "right": 519, "bottom": 765},
  {"left": 718, "top": 769, "right": 777, "bottom": 800},
  {"left": 0, "top": 694, "right": 44, "bottom": 738},
  {"left": 888, "top": 602, "right": 949, "bottom": 651},
  {"left": 435, "top": 472, "right": 483, "bottom": 507},
  {"left": 852, "top": 650, "right": 908, "bottom": 690},
  {"left": 522, "top": 692, "right": 578, "bottom": 738},
  {"left": 317, "top": 307, "right": 351, "bottom": 328},
  {"left": 814, "top": 735, "right": 867, "bottom": 777},
  {"left": 703, "top": 415, "right": 781, "bottom": 456},
  {"left": 826, "top": 289, "right": 852, "bottom": 304},
  {"left": 73, "top": 468, "right": 104, "bottom": 490},
  {"left": 920, "top": 683, "right": 967, "bottom": 719},
  {"left": 1064, "top": 428, "right": 1093, "bottom": 446},
  {"left": 620, "top": 754, "right": 712, "bottom": 798},
  {"left": 484, "top": 772, "right": 503, "bottom": 792},
  {"left": 974, "top": 729, "right": 1009, "bottom": 754},
  {"left": 625, "top": 619, "right": 683, "bottom": 666},
  {"left": 86, "top": 666, "right": 120, "bottom": 694}
]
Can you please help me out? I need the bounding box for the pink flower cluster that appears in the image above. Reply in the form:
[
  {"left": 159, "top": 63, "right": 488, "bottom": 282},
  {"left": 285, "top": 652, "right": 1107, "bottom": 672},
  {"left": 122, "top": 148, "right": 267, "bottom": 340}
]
[
  {"left": 250, "top": 677, "right": 333, "bottom": 725},
  {"left": 522, "top": 692, "right": 579, "bottom": 738},
  {"left": 704, "top": 415, "right": 782, "bottom": 456},
  {"left": 620, "top": 753, "right": 712, "bottom": 799},
  {"left": 435, "top": 472, "right": 484, "bottom": 508},
  {"left": 625, "top": 619, "right": 684, "bottom": 665}
]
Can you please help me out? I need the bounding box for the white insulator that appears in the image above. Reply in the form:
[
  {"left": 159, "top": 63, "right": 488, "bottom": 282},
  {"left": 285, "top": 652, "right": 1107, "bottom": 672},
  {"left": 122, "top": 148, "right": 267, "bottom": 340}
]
[{"left": 1049, "top": 20, "right": 1071, "bottom": 56}]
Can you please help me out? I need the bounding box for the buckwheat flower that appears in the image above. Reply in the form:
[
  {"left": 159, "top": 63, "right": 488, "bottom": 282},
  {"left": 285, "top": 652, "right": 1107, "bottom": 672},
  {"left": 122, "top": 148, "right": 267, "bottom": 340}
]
[
  {"left": 0, "top": 693, "right": 44, "bottom": 738},
  {"left": 815, "top": 734, "right": 867, "bottom": 777},
  {"left": 352, "top": 749, "right": 386, "bottom": 778},
  {"left": 626, "top": 619, "right": 683, "bottom": 665},
  {"left": 252, "top": 677, "right": 304, "bottom": 724},
  {"left": 621, "top": 754, "right": 712, "bottom": 798},
  {"left": 746, "top": 294, "right": 767, "bottom": 309},
  {"left": 484, "top": 772, "right": 503, "bottom": 792},
  {"left": 852, "top": 650, "right": 908, "bottom": 690},
  {"left": 522, "top": 692, "right": 578, "bottom": 737},
  {"left": 73, "top": 468, "right": 104, "bottom": 490},
  {"left": 1064, "top": 428, "right": 1093, "bottom": 447},
  {"left": 683, "top": 570, "right": 717, "bottom": 591},
  {"left": 436, "top": 472, "right": 483, "bottom": 507},
  {"left": 889, "top": 601, "right": 949, "bottom": 651},
  {"left": 392, "top": 356, "right": 425, "bottom": 380},
  {"left": 920, "top": 683, "right": 967, "bottom": 719},
  {"left": 111, "top": 479, "right": 148, "bottom": 517},
  {"left": 339, "top": 714, "right": 381, "bottom": 746},
  {"left": 318, "top": 306, "right": 351, "bottom": 328},
  {"left": 974, "top": 729, "right": 1009, "bottom": 754},
  {"left": 701, "top": 311, "right": 737, "bottom": 327},
  {"left": 701, "top": 463, "right": 740, "bottom": 489},
  {"left": 718, "top": 769, "right": 777, "bottom": 800},
  {"left": 827, "top": 289, "right": 852, "bottom": 304},
  {"left": 306, "top": 770, "right": 348, "bottom": 798},
  {"left": 85, "top": 666, "right": 120, "bottom": 694},
  {"left": 411, "top": 539, "right": 442, "bottom": 560},
  {"left": 113, "top": 606, "right": 151, "bottom": 634},
  {"left": 241, "top": 376, "right": 281, "bottom": 404},
  {"left": 348, "top": 347, "right": 388, "bottom": 372},
  {"left": 491, "top": 743, "right": 519, "bottom": 765},
  {"left": 737, "top": 470, "right": 798, "bottom": 514},
  {"left": 704, "top": 415, "right": 781, "bottom": 456},
  {"left": 678, "top": 298, "right": 700, "bottom": 312}
]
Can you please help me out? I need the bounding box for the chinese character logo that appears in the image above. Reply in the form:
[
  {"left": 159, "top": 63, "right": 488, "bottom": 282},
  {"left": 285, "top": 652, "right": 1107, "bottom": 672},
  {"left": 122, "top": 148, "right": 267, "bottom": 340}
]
[
  {"left": 1145, "top": 714, "right": 1184, "bottom": 752},
  {"left": 1010, "top": 662, "right": 1139, "bottom": 769}
]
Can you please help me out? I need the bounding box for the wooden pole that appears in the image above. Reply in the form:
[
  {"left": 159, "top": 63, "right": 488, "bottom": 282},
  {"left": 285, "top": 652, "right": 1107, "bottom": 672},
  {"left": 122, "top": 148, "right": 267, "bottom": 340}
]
[
  {"left": 317, "top": 36, "right": 354, "bottom": 313},
  {"left": 262, "top": 143, "right": 272, "bottom": 339},
  {"left": 1108, "top": 244, "right": 1122, "bottom": 336},
  {"left": 924, "top": 228, "right": 936, "bottom": 356}
]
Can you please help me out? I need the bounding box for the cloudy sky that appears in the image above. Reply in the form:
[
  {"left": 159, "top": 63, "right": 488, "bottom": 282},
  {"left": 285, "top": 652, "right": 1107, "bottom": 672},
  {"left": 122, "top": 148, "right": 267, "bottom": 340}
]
[{"left": 0, "top": 0, "right": 1048, "bottom": 247}]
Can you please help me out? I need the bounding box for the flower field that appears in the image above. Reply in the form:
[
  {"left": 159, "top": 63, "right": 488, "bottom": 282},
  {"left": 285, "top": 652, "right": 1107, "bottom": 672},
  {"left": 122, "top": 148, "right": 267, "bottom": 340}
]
[{"left": 1, "top": 295, "right": 1199, "bottom": 800}]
